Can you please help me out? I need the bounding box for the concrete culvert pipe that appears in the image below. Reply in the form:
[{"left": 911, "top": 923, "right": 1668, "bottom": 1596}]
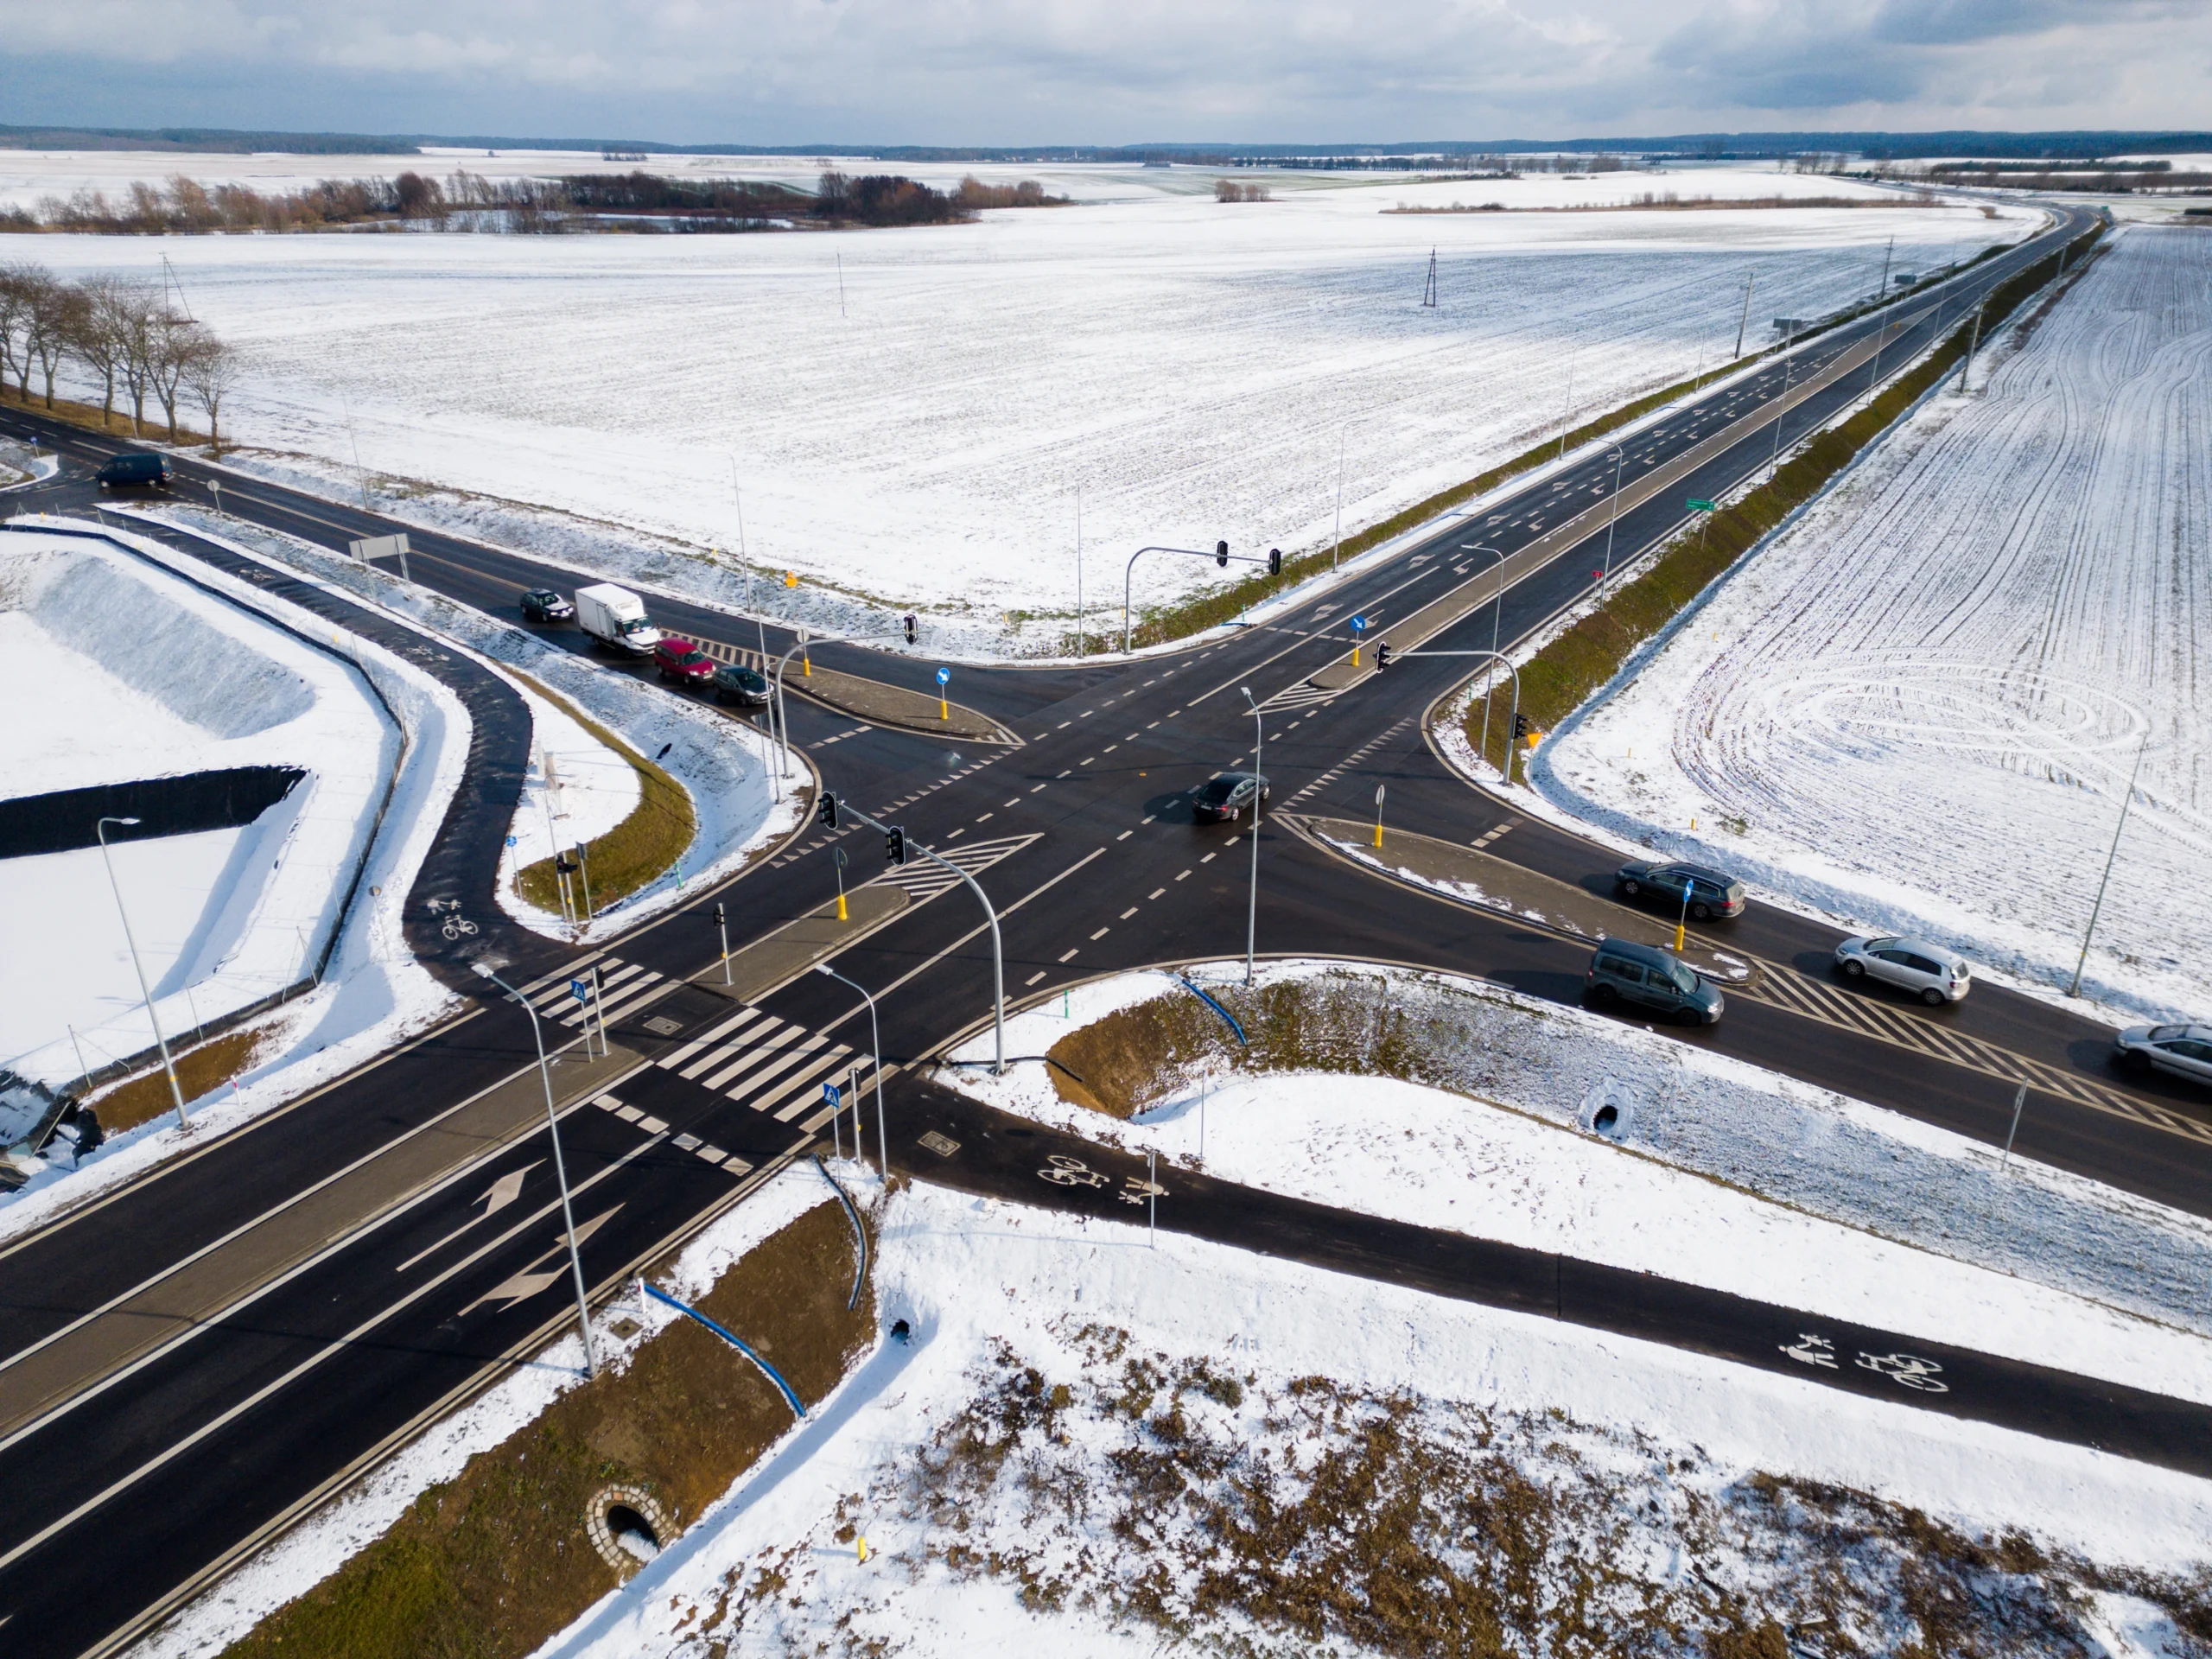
[
  {"left": 1577, "top": 1080, "right": 1640, "bottom": 1141},
  {"left": 585, "top": 1484, "right": 673, "bottom": 1574}
]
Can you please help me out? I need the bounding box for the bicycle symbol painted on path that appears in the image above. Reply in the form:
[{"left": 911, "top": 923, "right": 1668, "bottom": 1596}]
[
  {"left": 1781, "top": 1334, "right": 1948, "bottom": 1393},
  {"left": 427, "top": 897, "right": 480, "bottom": 941},
  {"left": 1039, "top": 1154, "right": 1109, "bottom": 1189}
]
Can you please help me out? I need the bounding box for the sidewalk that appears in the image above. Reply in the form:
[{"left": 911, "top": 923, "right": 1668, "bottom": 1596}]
[{"left": 690, "top": 638, "right": 1018, "bottom": 746}]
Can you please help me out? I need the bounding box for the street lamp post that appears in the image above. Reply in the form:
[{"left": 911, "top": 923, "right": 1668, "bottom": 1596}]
[
  {"left": 1241, "top": 686, "right": 1262, "bottom": 988},
  {"left": 471, "top": 962, "right": 597, "bottom": 1377},
  {"left": 1460, "top": 543, "right": 1506, "bottom": 767},
  {"left": 2069, "top": 725, "right": 2152, "bottom": 998},
  {"left": 1599, "top": 447, "right": 1625, "bottom": 603},
  {"left": 95, "top": 816, "right": 188, "bottom": 1129},
  {"left": 1767, "top": 324, "right": 1802, "bottom": 480},
  {"left": 815, "top": 962, "right": 887, "bottom": 1179}
]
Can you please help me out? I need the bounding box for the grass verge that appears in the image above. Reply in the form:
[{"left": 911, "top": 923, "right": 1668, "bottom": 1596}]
[
  {"left": 1487, "top": 225, "right": 2103, "bottom": 753},
  {"left": 86, "top": 1023, "right": 274, "bottom": 1134},
  {"left": 512, "top": 681, "right": 697, "bottom": 915},
  {"left": 221, "top": 1192, "right": 875, "bottom": 1659},
  {"left": 0, "top": 381, "right": 213, "bottom": 448}
]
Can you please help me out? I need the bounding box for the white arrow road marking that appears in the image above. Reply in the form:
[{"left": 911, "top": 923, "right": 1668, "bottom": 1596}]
[
  {"left": 460, "top": 1206, "right": 622, "bottom": 1317},
  {"left": 395, "top": 1163, "right": 540, "bottom": 1274}
]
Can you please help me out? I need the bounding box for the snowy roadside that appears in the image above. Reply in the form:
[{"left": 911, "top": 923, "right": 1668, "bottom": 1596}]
[
  {"left": 122, "top": 503, "right": 808, "bottom": 945},
  {"left": 1531, "top": 226, "right": 2210, "bottom": 1025},
  {"left": 523, "top": 1179, "right": 2212, "bottom": 1659},
  {"left": 941, "top": 960, "right": 2212, "bottom": 1347},
  {"left": 1, "top": 516, "right": 470, "bottom": 1233},
  {"left": 132, "top": 1162, "right": 855, "bottom": 1659}
]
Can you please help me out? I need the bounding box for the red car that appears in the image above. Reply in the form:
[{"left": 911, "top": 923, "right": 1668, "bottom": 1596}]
[{"left": 652, "top": 637, "right": 716, "bottom": 688}]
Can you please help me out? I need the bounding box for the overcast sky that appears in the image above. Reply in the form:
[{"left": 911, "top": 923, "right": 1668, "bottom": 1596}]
[{"left": 2, "top": 0, "right": 2206, "bottom": 145}]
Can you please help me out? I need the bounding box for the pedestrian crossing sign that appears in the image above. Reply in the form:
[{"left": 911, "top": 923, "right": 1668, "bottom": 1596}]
[
  {"left": 823, "top": 1081, "right": 842, "bottom": 1108},
  {"left": 569, "top": 978, "right": 589, "bottom": 1003}
]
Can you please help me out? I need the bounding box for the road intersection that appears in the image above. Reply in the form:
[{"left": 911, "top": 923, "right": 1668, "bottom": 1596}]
[{"left": 5, "top": 200, "right": 2202, "bottom": 1656}]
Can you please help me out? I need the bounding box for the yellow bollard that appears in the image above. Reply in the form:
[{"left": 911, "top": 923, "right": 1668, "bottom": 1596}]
[
  {"left": 939, "top": 696, "right": 949, "bottom": 720},
  {"left": 857, "top": 1535, "right": 870, "bottom": 1564},
  {"left": 802, "top": 652, "right": 811, "bottom": 677},
  {"left": 1351, "top": 645, "right": 1360, "bottom": 667},
  {"left": 1372, "top": 819, "right": 1383, "bottom": 849},
  {"left": 1675, "top": 918, "right": 1687, "bottom": 951},
  {"left": 836, "top": 891, "right": 849, "bottom": 922}
]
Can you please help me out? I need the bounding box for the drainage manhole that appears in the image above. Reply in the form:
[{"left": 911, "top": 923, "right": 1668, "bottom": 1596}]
[{"left": 585, "top": 1484, "right": 674, "bottom": 1574}]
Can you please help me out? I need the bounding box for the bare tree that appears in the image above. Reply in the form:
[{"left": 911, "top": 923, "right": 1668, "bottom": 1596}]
[
  {"left": 0, "top": 264, "right": 33, "bottom": 398},
  {"left": 102, "top": 278, "right": 165, "bottom": 435},
  {"left": 150, "top": 315, "right": 200, "bottom": 441},
  {"left": 26, "top": 277, "right": 81, "bottom": 409},
  {"left": 69, "top": 276, "right": 130, "bottom": 428},
  {"left": 180, "top": 331, "right": 238, "bottom": 451}
]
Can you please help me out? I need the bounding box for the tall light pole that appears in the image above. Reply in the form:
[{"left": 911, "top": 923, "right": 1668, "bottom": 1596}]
[
  {"left": 471, "top": 962, "right": 597, "bottom": 1377},
  {"left": 1241, "top": 686, "right": 1262, "bottom": 988},
  {"left": 96, "top": 816, "right": 188, "bottom": 1129},
  {"left": 1461, "top": 543, "right": 1506, "bottom": 768},
  {"left": 1767, "top": 325, "right": 1801, "bottom": 480},
  {"left": 2069, "top": 725, "right": 2152, "bottom": 998},
  {"left": 815, "top": 962, "right": 887, "bottom": 1179},
  {"left": 1599, "top": 446, "right": 1626, "bottom": 604}
]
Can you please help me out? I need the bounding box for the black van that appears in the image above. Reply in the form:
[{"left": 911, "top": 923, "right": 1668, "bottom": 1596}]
[{"left": 96, "top": 453, "right": 171, "bottom": 489}]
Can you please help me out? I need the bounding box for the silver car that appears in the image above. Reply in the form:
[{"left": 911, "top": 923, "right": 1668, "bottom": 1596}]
[
  {"left": 2113, "top": 1023, "right": 2212, "bottom": 1089},
  {"left": 1834, "top": 935, "right": 1971, "bottom": 1005}
]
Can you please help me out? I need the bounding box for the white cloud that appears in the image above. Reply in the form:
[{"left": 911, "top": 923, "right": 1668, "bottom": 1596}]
[{"left": 0, "top": 0, "right": 2204, "bottom": 138}]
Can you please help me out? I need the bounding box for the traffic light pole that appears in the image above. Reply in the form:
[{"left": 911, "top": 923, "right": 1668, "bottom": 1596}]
[
  {"left": 818, "top": 794, "right": 1007, "bottom": 1074},
  {"left": 1396, "top": 649, "right": 1522, "bottom": 782},
  {"left": 1122, "top": 543, "right": 1274, "bottom": 654}
]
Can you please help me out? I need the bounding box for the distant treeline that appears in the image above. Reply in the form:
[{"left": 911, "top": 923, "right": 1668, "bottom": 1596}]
[
  {"left": 1383, "top": 191, "right": 1958, "bottom": 215},
  {"left": 7, "top": 168, "right": 1069, "bottom": 235}
]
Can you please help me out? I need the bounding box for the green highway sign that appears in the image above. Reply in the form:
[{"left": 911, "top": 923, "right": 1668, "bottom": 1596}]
[{"left": 1687, "top": 498, "right": 1717, "bottom": 511}]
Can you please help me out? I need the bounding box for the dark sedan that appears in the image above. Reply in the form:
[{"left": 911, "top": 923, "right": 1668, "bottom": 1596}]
[
  {"left": 711, "top": 663, "right": 772, "bottom": 709},
  {"left": 1192, "top": 771, "right": 1269, "bottom": 823},
  {"left": 519, "top": 588, "right": 574, "bottom": 623},
  {"left": 1614, "top": 861, "right": 1746, "bottom": 920}
]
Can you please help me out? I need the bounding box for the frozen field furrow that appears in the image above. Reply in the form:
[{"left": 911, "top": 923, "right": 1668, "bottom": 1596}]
[
  {"left": 2, "top": 168, "right": 2024, "bottom": 626},
  {"left": 1542, "top": 225, "right": 2212, "bottom": 1018}
]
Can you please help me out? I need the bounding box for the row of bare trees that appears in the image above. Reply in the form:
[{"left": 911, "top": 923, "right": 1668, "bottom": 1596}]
[{"left": 0, "top": 264, "right": 236, "bottom": 444}]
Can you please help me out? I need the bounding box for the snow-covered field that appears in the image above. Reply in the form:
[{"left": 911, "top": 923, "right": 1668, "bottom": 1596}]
[
  {"left": 525, "top": 1181, "right": 2209, "bottom": 1659},
  {"left": 0, "top": 531, "right": 395, "bottom": 1088},
  {"left": 1, "top": 161, "right": 2031, "bottom": 641},
  {"left": 1537, "top": 226, "right": 2212, "bottom": 1022}
]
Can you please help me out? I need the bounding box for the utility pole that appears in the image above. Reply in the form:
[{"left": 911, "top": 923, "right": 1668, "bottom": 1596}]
[
  {"left": 1421, "top": 248, "right": 1438, "bottom": 308},
  {"left": 1332, "top": 430, "right": 1345, "bottom": 570},
  {"left": 1075, "top": 484, "right": 1083, "bottom": 654},
  {"left": 1732, "top": 270, "right": 1756, "bottom": 359},
  {"left": 1599, "top": 446, "right": 1625, "bottom": 602},
  {"left": 2069, "top": 725, "right": 2152, "bottom": 997},
  {"left": 1955, "top": 302, "right": 1984, "bottom": 395},
  {"left": 1877, "top": 235, "right": 1894, "bottom": 301}
]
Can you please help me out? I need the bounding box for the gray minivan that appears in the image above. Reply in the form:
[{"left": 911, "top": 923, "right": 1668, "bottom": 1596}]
[{"left": 1585, "top": 938, "right": 1725, "bottom": 1026}]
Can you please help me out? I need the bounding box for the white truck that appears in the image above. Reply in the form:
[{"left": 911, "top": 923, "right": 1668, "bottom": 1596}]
[{"left": 573, "top": 583, "right": 662, "bottom": 656}]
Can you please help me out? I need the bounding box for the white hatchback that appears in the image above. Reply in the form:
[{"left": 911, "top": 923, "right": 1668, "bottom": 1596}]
[{"left": 1834, "top": 935, "right": 1972, "bottom": 1005}]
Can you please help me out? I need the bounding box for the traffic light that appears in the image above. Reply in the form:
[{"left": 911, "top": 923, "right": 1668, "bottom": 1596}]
[
  {"left": 817, "top": 791, "right": 838, "bottom": 830},
  {"left": 887, "top": 826, "right": 907, "bottom": 866},
  {"left": 713, "top": 903, "right": 725, "bottom": 927},
  {"left": 1268, "top": 547, "right": 1282, "bottom": 575},
  {"left": 1375, "top": 642, "right": 1393, "bottom": 670},
  {"left": 1513, "top": 713, "right": 1531, "bottom": 743},
  {"left": 903, "top": 613, "right": 917, "bottom": 644},
  {"left": 1215, "top": 539, "right": 1230, "bottom": 569}
]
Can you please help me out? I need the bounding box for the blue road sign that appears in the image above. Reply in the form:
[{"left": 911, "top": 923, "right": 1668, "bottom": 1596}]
[
  {"left": 1351, "top": 615, "right": 1368, "bottom": 632},
  {"left": 569, "top": 978, "right": 589, "bottom": 1003},
  {"left": 936, "top": 666, "right": 950, "bottom": 685},
  {"left": 505, "top": 835, "right": 518, "bottom": 848},
  {"left": 822, "top": 1081, "right": 842, "bottom": 1108}
]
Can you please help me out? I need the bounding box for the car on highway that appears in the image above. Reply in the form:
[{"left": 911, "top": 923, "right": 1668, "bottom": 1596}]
[
  {"left": 1614, "top": 861, "right": 1747, "bottom": 920},
  {"left": 2113, "top": 1023, "right": 2212, "bottom": 1089},
  {"left": 711, "top": 662, "right": 772, "bottom": 709},
  {"left": 1585, "top": 938, "right": 1724, "bottom": 1025},
  {"left": 652, "top": 637, "right": 718, "bottom": 688},
  {"left": 518, "top": 588, "right": 573, "bottom": 623},
  {"left": 95, "top": 452, "right": 171, "bottom": 490},
  {"left": 1192, "top": 771, "right": 1268, "bottom": 823},
  {"left": 1834, "top": 935, "right": 1971, "bottom": 1005}
]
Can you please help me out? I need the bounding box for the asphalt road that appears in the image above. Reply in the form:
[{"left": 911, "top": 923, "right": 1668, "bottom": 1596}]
[{"left": 8, "top": 200, "right": 2202, "bottom": 1656}]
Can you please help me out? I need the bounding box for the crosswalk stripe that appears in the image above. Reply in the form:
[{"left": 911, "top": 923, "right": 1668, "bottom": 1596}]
[
  {"left": 761, "top": 1050, "right": 861, "bottom": 1120},
  {"left": 560, "top": 969, "right": 664, "bottom": 1027},
  {"left": 725, "top": 1038, "right": 838, "bottom": 1103},
  {"left": 683, "top": 1011, "right": 786, "bottom": 1082},
  {"left": 658, "top": 1006, "right": 765, "bottom": 1071},
  {"left": 709, "top": 1027, "right": 820, "bottom": 1095}
]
